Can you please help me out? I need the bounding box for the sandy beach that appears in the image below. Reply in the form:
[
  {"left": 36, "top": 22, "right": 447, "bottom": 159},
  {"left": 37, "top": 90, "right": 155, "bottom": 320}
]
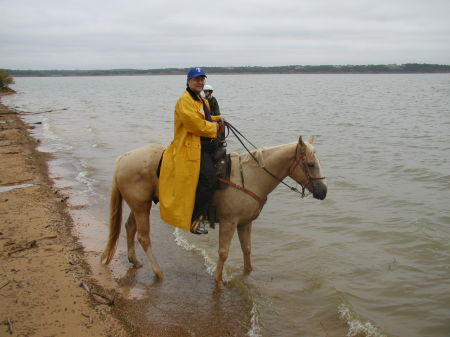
[{"left": 0, "top": 98, "right": 131, "bottom": 337}]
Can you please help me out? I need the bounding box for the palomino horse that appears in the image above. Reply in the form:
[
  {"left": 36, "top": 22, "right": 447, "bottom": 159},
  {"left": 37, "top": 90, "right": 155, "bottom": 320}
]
[{"left": 101, "top": 136, "right": 327, "bottom": 288}]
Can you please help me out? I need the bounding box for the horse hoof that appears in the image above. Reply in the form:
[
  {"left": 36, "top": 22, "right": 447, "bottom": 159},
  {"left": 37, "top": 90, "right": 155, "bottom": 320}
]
[
  {"left": 154, "top": 269, "right": 164, "bottom": 279},
  {"left": 133, "top": 262, "right": 143, "bottom": 268},
  {"left": 129, "top": 258, "right": 143, "bottom": 268}
]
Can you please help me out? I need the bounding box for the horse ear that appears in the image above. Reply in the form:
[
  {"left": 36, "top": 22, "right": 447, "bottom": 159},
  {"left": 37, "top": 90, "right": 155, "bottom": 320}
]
[
  {"left": 308, "top": 135, "right": 316, "bottom": 144},
  {"left": 299, "top": 136, "right": 304, "bottom": 145}
]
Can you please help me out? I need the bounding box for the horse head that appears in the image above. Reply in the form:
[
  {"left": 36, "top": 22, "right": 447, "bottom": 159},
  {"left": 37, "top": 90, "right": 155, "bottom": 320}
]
[{"left": 288, "top": 136, "right": 327, "bottom": 200}]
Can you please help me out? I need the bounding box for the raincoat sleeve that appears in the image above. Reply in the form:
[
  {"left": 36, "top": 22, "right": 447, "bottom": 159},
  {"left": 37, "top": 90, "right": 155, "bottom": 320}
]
[{"left": 177, "top": 98, "right": 217, "bottom": 138}]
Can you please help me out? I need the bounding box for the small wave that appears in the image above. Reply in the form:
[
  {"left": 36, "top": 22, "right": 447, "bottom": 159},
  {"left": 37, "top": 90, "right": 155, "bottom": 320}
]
[
  {"left": 75, "top": 171, "right": 97, "bottom": 194},
  {"left": 42, "top": 118, "right": 59, "bottom": 139},
  {"left": 87, "top": 126, "right": 99, "bottom": 134},
  {"left": 172, "top": 228, "right": 231, "bottom": 280},
  {"left": 248, "top": 303, "right": 262, "bottom": 337},
  {"left": 91, "top": 143, "right": 107, "bottom": 149},
  {"left": 338, "top": 303, "right": 387, "bottom": 337},
  {"left": 41, "top": 119, "right": 73, "bottom": 152},
  {"left": 79, "top": 160, "right": 99, "bottom": 172}
]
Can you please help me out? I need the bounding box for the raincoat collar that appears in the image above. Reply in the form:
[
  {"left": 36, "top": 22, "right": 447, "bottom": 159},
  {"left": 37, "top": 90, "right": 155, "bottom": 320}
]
[
  {"left": 186, "top": 87, "right": 201, "bottom": 101},
  {"left": 186, "top": 87, "right": 212, "bottom": 122}
]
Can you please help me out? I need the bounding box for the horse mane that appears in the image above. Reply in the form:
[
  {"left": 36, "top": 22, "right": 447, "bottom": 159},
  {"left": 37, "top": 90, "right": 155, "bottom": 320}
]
[
  {"left": 232, "top": 142, "right": 299, "bottom": 168},
  {"left": 238, "top": 149, "right": 265, "bottom": 167}
]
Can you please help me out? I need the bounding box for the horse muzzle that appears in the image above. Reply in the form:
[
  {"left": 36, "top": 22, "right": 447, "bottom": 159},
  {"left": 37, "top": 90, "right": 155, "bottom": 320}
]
[{"left": 312, "top": 180, "right": 327, "bottom": 200}]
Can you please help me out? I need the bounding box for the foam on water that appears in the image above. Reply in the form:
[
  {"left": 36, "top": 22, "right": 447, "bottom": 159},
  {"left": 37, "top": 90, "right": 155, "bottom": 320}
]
[
  {"left": 338, "top": 303, "right": 387, "bottom": 337},
  {"left": 248, "top": 303, "right": 262, "bottom": 337},
  {"left": 74, "top": 171, "right": 97, "bottom": 194},
  {"left": 41, "top": 117, "right": 73, "bottom": 152},
  {"left": 173, "top": 228, "right": 231, "bottom": 280}
]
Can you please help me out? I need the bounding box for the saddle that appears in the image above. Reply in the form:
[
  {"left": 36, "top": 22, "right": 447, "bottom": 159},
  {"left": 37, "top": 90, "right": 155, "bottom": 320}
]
[
  {"left": 207, "top": 144, "right": 231, "bottom": 228},
  {"left": 152, "top": 144, "right": 232, "bottom": 206},
  {"left": 212, "top": 146, "right": 232, "bottom": 189}
]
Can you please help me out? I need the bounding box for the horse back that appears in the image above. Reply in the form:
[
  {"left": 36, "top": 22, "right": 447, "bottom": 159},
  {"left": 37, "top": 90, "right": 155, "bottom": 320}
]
[{"left": 115, "top": 144, "right": 165, "bottom": 204}]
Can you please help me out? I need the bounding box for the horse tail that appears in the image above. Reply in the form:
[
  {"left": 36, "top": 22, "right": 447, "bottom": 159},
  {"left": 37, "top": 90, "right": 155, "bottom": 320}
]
[{"left": 101, "top": 174, "right": 123, "bottom": 265}]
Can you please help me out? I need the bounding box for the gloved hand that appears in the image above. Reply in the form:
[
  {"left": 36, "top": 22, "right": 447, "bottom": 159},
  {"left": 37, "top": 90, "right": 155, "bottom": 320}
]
[{"left": 217, "top": 118, "right": 225, "bottom": 141}]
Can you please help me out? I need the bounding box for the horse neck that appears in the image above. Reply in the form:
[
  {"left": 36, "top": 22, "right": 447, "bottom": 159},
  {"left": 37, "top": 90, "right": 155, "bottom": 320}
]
[{"left": 241, "top": 143, "right": 296, "bottom": 198}]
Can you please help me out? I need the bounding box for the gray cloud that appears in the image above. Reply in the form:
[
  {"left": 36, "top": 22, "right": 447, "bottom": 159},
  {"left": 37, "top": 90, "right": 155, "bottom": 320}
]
[{"left": 1, "top": 0, "right": 449, "bottom": 69}]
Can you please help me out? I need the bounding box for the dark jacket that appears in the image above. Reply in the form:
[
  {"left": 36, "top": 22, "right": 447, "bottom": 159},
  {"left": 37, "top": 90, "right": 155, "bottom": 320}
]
[{"left": 208, "top": 96, "right": 221, "bottom": 116}]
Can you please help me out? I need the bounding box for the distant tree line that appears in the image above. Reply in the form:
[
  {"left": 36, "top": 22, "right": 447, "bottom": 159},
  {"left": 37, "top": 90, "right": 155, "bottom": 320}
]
[{"left": 5, "top": 63, "right": 450, "bottom": 77}]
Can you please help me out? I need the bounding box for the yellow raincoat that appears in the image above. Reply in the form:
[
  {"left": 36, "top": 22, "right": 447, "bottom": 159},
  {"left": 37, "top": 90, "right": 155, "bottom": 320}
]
[{"left": 159, "top": 90, "right": 219, "bottom": 230}]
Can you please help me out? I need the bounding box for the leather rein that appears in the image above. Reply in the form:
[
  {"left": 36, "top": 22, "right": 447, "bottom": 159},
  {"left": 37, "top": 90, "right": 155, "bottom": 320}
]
[{"left": 219, "top": 122, "right": 325, "bottom": 205}]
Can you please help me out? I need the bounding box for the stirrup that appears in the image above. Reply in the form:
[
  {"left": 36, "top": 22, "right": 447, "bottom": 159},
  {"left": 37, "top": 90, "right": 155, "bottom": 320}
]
[{"left": 190, "top": 216, "right": 208, "bottom": 235}]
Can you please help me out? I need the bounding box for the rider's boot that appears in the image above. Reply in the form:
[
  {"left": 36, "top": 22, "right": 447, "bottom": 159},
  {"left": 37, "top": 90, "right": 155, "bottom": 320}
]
[{"left": 190, "top": 215, "right": 208, "bottom": 235}]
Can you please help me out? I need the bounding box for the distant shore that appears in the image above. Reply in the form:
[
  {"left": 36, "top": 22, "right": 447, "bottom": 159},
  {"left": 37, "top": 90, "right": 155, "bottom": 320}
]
[{"left": 6, "top": 63, "right": 450, "bottom": 77}]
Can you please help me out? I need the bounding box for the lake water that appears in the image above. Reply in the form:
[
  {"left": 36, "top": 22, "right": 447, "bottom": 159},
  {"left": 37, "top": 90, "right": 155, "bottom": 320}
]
[{"left": 3, "top": 73, "right": 450, "bottom": 337}]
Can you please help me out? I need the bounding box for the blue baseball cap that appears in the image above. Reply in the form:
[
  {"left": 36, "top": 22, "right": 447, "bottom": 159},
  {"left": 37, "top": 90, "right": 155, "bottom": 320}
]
[{"left": 187, "top": 67, "right": 207, "bottom": 79}]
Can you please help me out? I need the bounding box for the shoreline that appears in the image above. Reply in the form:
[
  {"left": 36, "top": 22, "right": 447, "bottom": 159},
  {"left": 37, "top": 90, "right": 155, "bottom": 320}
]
[{"left": 0, "top": 100, "right": 130, "bottom": 336}]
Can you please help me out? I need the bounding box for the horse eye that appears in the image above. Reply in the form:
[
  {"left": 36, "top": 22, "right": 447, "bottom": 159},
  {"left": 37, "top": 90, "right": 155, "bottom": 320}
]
[{"left": 307, "top": 163, "right": 315, "bottom": 168}]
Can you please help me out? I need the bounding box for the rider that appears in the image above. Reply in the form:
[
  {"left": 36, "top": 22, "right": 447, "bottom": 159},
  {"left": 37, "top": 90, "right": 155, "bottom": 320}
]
[
  {"left": 203, "top": 84, "right": 221, "bottom": 116},
  {"left": 159, "top": 67, "right": 224, "bottom": 234}
]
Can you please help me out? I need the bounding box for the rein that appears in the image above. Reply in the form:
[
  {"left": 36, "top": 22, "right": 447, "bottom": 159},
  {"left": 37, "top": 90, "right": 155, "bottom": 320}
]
[{"left": 224, "top": 122, "right": 324, "bottom": 198}]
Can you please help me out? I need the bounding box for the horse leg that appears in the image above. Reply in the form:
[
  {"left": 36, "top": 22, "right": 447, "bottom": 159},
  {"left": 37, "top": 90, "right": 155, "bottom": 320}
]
[
  {"left": 237, "top": 222, "right": 253, "bottom": 274},
  {"left": 215, "top": 222, "right": 236, "bottom": 289},
  {"left": 124, "top": 212, "right": 142, "bottom": 268},
  {"left": 134, "top": 206, "right": 164, "bottom": 279}
]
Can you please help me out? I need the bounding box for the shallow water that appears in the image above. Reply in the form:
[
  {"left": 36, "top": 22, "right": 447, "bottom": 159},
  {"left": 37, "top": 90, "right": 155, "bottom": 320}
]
[
  {"left": 0, "top": 183, "right": 35, "bottom": 193},
  {"left": 4, "top": 73, "right": 450, "bottom": 337}
]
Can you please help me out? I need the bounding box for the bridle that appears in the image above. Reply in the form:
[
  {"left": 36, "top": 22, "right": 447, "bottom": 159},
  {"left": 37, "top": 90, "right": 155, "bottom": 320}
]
[
  {"left": 225, "top": 122, "right": 325, "bottom": 198},
  {"left": 288, "top": 140, "right": 326, "bottom": 197}
]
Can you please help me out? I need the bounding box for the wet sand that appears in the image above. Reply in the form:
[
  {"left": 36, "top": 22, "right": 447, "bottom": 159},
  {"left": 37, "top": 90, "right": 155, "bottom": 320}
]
[
  {"left": 0, "top": 98, "right": 252, "bottom": 337},
  {"left": 0, "top": 100, "right": 129, "bottom": 336}
]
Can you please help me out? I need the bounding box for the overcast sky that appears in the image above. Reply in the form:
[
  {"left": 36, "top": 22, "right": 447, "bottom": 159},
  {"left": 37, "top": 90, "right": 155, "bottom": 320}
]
[{"left": 1, "top": 0, "right": 449, "bottom": 70}]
